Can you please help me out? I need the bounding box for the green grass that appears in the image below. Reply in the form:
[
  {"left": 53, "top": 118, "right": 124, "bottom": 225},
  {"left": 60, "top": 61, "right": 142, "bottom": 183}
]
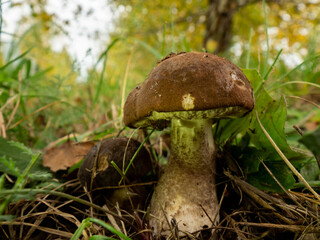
[{"left": 71, "top": 218, "right": 132, "bottom": 240}]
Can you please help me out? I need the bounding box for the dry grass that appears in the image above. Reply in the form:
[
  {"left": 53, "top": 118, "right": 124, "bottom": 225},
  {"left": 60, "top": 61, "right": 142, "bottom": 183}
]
[
  {"left": 217, "top": 170, "right": 320, "bottom": 240},
  {"left": 1, "top": 155, "right": 319, "bottom": 240}
]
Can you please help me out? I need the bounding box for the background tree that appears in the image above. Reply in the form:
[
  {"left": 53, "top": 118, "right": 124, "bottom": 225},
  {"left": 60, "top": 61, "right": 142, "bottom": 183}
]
[{"left": 107, "top": 0, "right": 320, "bottom": 86}]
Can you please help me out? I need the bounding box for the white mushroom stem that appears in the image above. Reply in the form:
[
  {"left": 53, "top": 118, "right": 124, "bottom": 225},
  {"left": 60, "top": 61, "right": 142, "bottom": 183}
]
[{"left": 149, "top": 118, "right": 219, "bottom": 236}]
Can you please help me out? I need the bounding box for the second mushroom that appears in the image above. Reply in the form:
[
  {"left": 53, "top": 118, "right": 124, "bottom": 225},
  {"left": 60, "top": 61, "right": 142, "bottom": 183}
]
[{"left": 123, "top": 52, "right": 255, "bottom": 237}]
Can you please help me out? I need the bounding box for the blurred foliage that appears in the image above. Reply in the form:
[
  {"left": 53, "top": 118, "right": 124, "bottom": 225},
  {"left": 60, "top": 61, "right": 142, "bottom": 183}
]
[
  {"left": 0, "top": 17, "right": 122, "bottom": 148},
  {"left": 106, "top": 1, "right": 320, "bottom": 86}
]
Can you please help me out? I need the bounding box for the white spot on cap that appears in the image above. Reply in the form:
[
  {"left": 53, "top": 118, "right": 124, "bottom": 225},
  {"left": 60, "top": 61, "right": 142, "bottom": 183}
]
[
  {"left": 231, "top": 72, "right": 238, "bottom": 81},
  {"left": 182, "top": 93, "right": 195, "bottom": 110},
  {"left": 231, "top": 71, "right": 245, "bottom": 87}
]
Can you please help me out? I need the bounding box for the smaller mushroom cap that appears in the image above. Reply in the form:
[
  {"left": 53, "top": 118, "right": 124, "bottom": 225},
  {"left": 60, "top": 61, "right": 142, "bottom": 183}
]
[
  {"left": 78, "top": 137, "right": 152, "bottom": 190},
  {"left": 124, "top": 52, "right": 254, "bottom": 128}
]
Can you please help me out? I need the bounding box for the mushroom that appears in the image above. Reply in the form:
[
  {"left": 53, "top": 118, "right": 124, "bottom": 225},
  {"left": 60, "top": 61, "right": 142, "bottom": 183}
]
[
  {"left": 123, "top": 52, "right": 254, "bottom": 237},
  {"left": 78, "top": 137, "right": 153, "bottom": 209}
]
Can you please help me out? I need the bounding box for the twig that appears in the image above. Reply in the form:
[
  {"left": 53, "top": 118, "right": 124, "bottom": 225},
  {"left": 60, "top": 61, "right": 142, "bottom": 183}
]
[{"left": 0, "top": 188, "right": 136, "bottom": 229}]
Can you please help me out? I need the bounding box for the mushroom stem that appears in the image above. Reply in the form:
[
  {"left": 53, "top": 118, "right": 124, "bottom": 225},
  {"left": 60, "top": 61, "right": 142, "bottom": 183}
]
[{"left": 150, "top": 118, "right": 219, "bottom": 236}]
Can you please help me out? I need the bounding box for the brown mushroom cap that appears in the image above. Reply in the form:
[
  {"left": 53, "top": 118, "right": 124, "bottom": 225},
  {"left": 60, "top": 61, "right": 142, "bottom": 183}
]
[
  {"left": 124, "top": 52, "right": 254, "bottom": 128},
  {"left": 78, "top": 137, "right": 152, "bottom": 190}
]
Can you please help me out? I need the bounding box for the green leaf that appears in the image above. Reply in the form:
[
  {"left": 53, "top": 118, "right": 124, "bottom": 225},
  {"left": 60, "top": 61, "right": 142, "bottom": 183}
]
[
  {"left": 298, "top": 128, "right": 320, "bottom": 181},
  {"left": 234, "top": 146, "right": 263, "bottom": 174},
  {"left": 213, "top": 113, "right": 252, "bottom": 145},
  {"left": 0, "top": 157, "right": 21, "bottom": 177},
  {"left": 298, "top": 128, "right": 320, "bottom": 157},
  {"left": 250, "top": 94, "right": 290, "bottom": 157},
  {"left": 0, "top": 137, "right": 51, "bottom": 180},
  {"left": 300, "top": 161, "right": 320, "bottom": 181},
  {"left": 247, "top": 162, "right": 295, "bottom": 192},
  {"left": 242, "top": 69, "right": 304, "bottom": 162},
  {"left": 0, "top": 137, "right": 33, "bottom": 176},
  {"left": 242, "top": 68, "right": 264, "bottom": 94}
]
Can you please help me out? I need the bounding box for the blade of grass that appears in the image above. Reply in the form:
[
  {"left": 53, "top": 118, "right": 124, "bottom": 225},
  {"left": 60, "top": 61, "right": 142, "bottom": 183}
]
[
  {"left": 255, "top": 110, "right": 320, "bottom": 202},
  {"left": 170, "top": 8, "right": 175, "bottom": 52},
  {"left": 94, "top": 38, "right": 122, "bottom": 69},
  {"left": 161, "top": 23, "right": 166, "bottom": 57},
  {"left": 13, "top": 58, "right": 31, "bottom": 78},
  {"left": 8, "top": 100, "right": 62, "bottom": 129},
  {"left": 71, "top": 218, "right": 132, "bottom": 240},
  {"left": 181, "top": 34, "right": 191, "bottom": 52},
  {"left": 6, "top": 71, "right": 22, "bottom": 128},
  {"left": 92, "top": 38, "right": 121, "bottom": 108},
  {"left": 70, "top": 218, "right": 91, "bottom": 240},
  {"left": 119, "top": 129, "right": 155, "bottom": 184},
  {"left": 120, "top": 47, "right": 135, "bottom": 125},
  {"left": 89, "top": 218, "right": 131, "bottom": 240},
  {"left": 0, "top": 48, "right": 32, "bottom": 70},
  {"left": 110, "top": 161, "right": 127, "bottom": 180},
  {"left": 0, "top": 111, "right": 6, "bottom": 137},
  {"left": 6, "top": 23, "right": 39, "bottom": 61},
  {"left": 269, "top": 81, "right": 320, "bottom": 93},
  {"left": 246, "top": 28, "right": 253, "bottom": 69},
  {"left": 0, "top": 174, "right": 5, "bottom": 191},
  {"left": 24, "top": 66, "right": 54, "bottom": 82},
  {"left": 136, "top": 40, "right": 162, "bottom": 59},
  {"left": 0, "top": 0, "right": 2, "bottom": 43},
  {"left": 276, "top": 53, "right": 320, "bottom": 81},
  {"left": 286, "top": 96, "right": 320, "bottom": 109},
  {"left": 262, "top": 0, "right": 269, "bottom": 77},
  {"left": 124, "top": 129, "right": 155, "bottom": 176},
  {"left": 263, "top": 48, "right": 282, "bottom": 80}
]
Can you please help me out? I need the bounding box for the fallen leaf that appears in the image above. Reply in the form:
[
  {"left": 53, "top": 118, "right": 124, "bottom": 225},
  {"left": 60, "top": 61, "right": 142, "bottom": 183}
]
[
  {"left": 305, "top": 121, "right": 318, "bottom": 131},
  {"left": 43, "top": 139, "right": 94, "bottom": 172}
]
